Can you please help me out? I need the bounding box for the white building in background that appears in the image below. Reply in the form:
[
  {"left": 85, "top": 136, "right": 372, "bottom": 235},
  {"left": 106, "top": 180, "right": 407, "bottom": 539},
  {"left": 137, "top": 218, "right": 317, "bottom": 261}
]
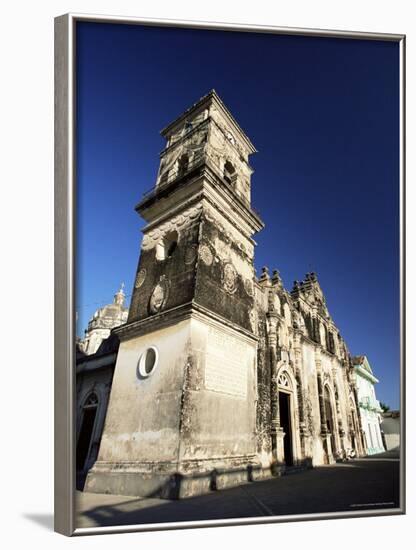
[
  {"left": 79, "top": 284, "right": 128, "bottom": 355},
  {"left": 352, "top": 356, "right": 384, "bottom": 455}
]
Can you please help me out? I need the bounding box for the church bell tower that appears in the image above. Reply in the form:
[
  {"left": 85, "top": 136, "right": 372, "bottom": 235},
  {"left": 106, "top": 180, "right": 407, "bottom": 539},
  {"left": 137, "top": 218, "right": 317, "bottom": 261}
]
[{"left": 86, "top": 90, "right": 265, "bottom": 498}]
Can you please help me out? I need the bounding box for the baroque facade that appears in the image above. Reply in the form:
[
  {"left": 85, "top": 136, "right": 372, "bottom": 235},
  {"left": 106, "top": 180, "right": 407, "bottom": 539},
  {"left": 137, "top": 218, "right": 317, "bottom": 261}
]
[{"left": 79, "top": 90, "right": 377, "bottom": 499}]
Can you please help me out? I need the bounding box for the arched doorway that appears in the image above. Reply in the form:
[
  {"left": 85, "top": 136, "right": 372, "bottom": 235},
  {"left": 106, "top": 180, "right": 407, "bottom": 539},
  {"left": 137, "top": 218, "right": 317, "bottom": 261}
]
[
  {"left": 76, "top": 392, "right": 99, "bottom": 473},
  {"left": 278, "top": 372, "right": 294, "bottom": 466}
]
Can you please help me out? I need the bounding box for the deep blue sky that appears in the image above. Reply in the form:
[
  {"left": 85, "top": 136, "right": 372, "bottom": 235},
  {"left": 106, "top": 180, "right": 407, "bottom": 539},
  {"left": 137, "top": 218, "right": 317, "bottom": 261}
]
[{"left": 76, "top": 22, "right": 400, "bottom": 408}]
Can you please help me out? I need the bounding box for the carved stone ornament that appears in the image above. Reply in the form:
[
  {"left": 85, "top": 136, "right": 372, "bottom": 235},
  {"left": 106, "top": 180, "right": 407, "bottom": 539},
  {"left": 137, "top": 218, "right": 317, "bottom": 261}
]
[
  {"left": 141, "top": 204, "right": 203, "bottom": 251},
  {"left": 203, "top": 205, "right": 252, "bottom": 260},
  {"left": 278, "top": 372, "right": 290, "bottom": 389},
  {"left": 184, "top": 244, "right": 198, "bottom": 265},
  {"left": 199, "top": 244, "right": 213, "bottom": 266},
  {"left": 222, "top": 262, "right": 237, "bottom": 294},
  {"left": 249, "top": 310, "right": 258, "bottom": 334},
  {"left": 244, "top": 278, "right": 254, "bottom": 297},
  {"left": 149, "top": 277, "right": 169, "bottom": 314},
  {"left": 134, "top": 268, "right": 147, "bottom": 289}
]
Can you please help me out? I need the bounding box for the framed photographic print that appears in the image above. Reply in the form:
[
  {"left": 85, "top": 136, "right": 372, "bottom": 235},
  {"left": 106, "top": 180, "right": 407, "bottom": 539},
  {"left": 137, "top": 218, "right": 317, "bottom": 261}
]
[{"left": 54, "top": 13, "right": 405, "bottom": 536}]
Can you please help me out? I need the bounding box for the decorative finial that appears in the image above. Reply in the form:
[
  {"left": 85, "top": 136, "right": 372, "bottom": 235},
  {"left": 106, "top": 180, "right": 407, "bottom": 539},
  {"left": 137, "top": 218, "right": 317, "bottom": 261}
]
[
  {"left": 114, "top": 283, "right": 126, "bottom": 306},
  {"left": 259, "top": 266, "right": 270, "bottom": 283}
]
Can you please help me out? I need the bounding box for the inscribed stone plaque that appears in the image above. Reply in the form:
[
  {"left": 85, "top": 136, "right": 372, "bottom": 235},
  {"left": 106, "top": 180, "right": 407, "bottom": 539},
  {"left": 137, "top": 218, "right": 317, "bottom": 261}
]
[{"left": 205, "top": 326, "right": 249, "bottom": 398}]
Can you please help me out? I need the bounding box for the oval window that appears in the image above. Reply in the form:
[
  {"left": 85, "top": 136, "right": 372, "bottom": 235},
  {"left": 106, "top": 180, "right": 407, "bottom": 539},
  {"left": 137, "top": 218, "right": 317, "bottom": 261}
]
[{"left": 137, "top": 346, "right": 159, "bottom": 378}]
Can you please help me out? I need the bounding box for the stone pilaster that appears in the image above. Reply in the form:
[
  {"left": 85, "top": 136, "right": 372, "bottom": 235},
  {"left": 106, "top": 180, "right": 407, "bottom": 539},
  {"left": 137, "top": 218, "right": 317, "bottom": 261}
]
[
  {"left": 316, "top": 348, "right": 334, "bottom": 463},
  {"left": 294, "top": 332, "right": 307, "bottom": 458},
  {"left": 316, "top": 352, "right": 327, "bottom": 434},
  {"left": 266, "top": 310, "right": 285, "bottom": 468}
]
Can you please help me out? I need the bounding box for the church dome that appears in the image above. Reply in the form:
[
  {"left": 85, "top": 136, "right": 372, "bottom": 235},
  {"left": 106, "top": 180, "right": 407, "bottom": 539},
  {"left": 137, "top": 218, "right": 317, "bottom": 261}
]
[{"left": 87, "top": 285, "right": 128, "bottom": 331}]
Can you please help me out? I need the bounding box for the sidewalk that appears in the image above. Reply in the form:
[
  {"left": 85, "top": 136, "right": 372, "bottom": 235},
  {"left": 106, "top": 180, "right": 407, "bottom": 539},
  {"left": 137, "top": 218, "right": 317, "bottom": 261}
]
[{"left": 76, "top": 452, "right": 401, "bottom": 528}]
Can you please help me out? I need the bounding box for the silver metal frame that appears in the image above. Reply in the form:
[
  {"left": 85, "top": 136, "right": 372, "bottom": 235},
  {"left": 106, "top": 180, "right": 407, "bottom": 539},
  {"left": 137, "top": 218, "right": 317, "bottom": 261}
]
[{"left": 54, "top": 13, "right": 406, "bottom": 536}]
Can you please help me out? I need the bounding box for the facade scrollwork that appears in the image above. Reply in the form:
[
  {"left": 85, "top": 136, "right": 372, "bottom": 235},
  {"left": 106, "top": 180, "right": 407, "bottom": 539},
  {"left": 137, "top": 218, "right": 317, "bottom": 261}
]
[
  {"left": 141, "top": 204, "right": 203, "bottom": 251},
  {"left": 222, "top": 262, "right": 238, "bottom": 294}
]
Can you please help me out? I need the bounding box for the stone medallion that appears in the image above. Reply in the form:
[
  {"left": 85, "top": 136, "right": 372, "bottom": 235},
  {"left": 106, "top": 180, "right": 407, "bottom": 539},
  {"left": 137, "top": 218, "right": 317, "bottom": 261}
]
[
  {"left": 222, "top": 262, "right": 237, "bottom": 294},
  {"left": 244, "top": 278, "right": 254, "bottom": 297},
  {"left": 149, "top": 277, "right": 168, "bottom": 314},
  {"left": 199, "top": 244, "right": 213, "bottom": 266},
  {"left": 134, "top": 268, "right": 147, "bottom": 289},
  {"left": 184, "top": 244, "right": 198, "bottom": 265}
]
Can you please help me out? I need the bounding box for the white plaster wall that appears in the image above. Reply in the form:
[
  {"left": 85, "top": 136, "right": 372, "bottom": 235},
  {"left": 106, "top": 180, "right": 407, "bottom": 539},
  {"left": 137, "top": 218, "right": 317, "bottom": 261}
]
[
  {"left": 97, "top": 319, "right": 191, "bottom": 463},
  {"left": 355, "top": 370, "right": 384, "bottom": 454},
  {"left": 361, "top": 408, "right": 384, "bottom": 453},
  {"left": 182, "top": 317, "right": 258, "bottom": 461},
  {"left": 384, "top": 433, "right": 400, "bottom": 451},
  {"left": 84, "top": 328, "right": 111, "bottom": 355}
]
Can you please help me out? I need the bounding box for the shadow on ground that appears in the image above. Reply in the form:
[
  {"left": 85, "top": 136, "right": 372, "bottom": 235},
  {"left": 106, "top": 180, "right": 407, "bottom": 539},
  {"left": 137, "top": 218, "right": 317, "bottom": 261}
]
[{"left": 76, "top": 452, "right": 401, "bottom": 529}]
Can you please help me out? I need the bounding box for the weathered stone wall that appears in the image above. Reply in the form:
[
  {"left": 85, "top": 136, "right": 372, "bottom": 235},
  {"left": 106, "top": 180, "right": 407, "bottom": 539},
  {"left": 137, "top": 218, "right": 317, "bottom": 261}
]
[
  {"left": 178, "top": 317, "right": 257, "bottom": 464},
  {"left": 127, "top": 208, "right": 201, "bottom": 324},
  {"left": 194, "top": 215, "right": 255, "bottom": 334},
  {"left": 255, "top": 314, "right": 272, "bottom": 465}
]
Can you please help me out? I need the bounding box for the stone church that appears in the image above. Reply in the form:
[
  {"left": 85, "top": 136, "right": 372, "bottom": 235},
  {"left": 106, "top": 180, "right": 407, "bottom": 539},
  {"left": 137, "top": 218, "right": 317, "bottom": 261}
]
[{"left": 77, "top": 90, "right": 371, "bottom": 499}]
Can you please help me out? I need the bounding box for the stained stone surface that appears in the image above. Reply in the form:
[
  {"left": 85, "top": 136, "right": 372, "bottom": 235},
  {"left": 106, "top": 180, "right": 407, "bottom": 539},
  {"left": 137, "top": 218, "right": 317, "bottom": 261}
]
[{"left": 80, "top": 91, "right": 378, "bottom": 501}]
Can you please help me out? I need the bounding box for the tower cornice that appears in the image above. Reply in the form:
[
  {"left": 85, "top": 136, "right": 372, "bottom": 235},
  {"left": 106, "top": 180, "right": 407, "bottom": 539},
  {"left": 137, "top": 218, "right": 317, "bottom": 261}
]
[{"left": 136, "top": 161, "right": 264, "bottom": 236}]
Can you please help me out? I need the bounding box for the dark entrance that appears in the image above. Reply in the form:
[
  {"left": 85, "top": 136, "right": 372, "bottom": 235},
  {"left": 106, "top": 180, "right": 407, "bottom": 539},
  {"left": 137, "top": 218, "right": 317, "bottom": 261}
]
[
  {"left": 76, "top": 401, "right": 98, "bottom": 472},
  {"left": 279, "top": 392, "right": 293, "bottom": 466}
]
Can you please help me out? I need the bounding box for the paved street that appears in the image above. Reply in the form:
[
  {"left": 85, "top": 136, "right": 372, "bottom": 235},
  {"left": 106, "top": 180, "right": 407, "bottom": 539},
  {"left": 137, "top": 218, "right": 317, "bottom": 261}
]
[{"left": 76, "top": 451, "right": 400, "bottom": 528}]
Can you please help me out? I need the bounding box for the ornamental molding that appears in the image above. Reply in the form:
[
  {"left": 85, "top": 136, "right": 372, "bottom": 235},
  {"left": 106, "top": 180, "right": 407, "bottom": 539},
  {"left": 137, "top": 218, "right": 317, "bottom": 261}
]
[
  {"left": 115, "top": 300, "right": 258, "bottom": 345},
  {"left": 278, "top": 372, "right": 291, "bottom": 389},
  {"left": 203, "top": 204, "right": 252, "bottom": 259},
  {"left": 142, "top": 204, "right": 203, "bottom": 251},
  {"left": 141, "top": 198, "right": 254, "bottom": 263}
]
